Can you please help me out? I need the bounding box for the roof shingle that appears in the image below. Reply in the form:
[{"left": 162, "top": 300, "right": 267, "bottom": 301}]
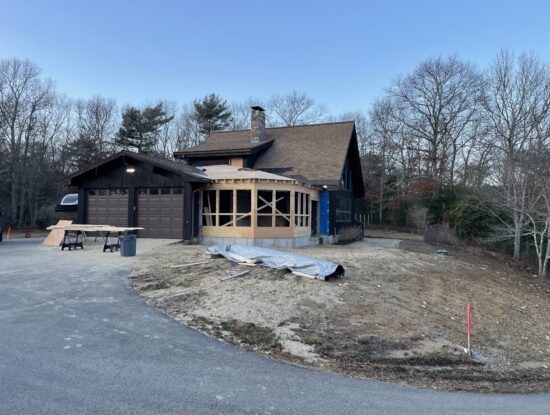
[{"left": 176, "top": 121, "right": 356, "bottom": 183}]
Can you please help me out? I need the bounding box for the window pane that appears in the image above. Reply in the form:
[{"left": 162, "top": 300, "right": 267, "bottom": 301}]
[
  {"left": 161, "top": 188, "right": 170, "bottom": 195},
  {"left": 172, "top": 188, "right": 183, "bottom": 194},
  {"left": 149, "top": 188, "right": 159, "bottom": 195},
  {"left": 236, "top": 190, "right": 251, "bottom": 213},
  {"left": 336, "top": 196, "right": 352, "bottom": 222}
]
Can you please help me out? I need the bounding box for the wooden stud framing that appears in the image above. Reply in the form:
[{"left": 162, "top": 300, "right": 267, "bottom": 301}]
[{"left": 200, "top": 179, "right": 318, "bottom": 239}]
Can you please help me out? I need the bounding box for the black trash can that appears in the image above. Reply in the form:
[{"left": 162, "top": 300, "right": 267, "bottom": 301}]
[{"left": 120, "top": 235, "right": 137, "bottom": 257}]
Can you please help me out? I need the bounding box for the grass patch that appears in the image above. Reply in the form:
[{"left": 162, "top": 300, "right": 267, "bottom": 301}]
[{"left": 219, "top": 319, "right": 282, "bottom": 351}]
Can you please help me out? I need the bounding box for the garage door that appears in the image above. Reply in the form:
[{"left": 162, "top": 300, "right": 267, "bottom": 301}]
[
  {"left": 137, "top": 188, "right": 184, "bottom": 239},
  {"left": 87, "top": 188, "right": 128, "bottom": 226}
]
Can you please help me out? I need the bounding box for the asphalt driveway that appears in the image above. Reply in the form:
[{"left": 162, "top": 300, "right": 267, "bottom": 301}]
[{"left": 1, "top": 239, "right": 549, "bottom": 415}]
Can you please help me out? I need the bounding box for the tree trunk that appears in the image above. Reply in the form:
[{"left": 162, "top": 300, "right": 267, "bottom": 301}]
[
  {"left": 513, "top": 227, "right": 521, "bottom": 260},
  {"left": 513, "top": 210, "right": 524, "bottom": 260},
  {"left": 543, "top": 230, "right": 550, "bottom": 279}
]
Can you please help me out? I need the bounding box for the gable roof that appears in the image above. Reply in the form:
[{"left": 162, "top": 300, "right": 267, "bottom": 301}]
[
  {"left": 69, "top": 150, "right": 209, "bottom": 184},
  {"left": 175, "top": 121, "right": 357, "bottom": 184},
  {"left": 253, "top": 121, "right": 356, "bottom": 183}
]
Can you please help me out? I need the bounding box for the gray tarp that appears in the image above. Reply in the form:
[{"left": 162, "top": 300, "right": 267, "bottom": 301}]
[{"left": 205, "top": 244, "right": 344, "bottom": 280}]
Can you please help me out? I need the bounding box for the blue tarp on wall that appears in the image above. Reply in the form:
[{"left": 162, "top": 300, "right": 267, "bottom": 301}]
[{"left": 320, "top": 190, "right": 330, "bottom": 235}]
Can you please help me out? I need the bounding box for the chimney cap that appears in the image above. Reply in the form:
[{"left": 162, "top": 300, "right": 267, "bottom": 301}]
[{"left": 251, "top": 106, "right": 265, "bottom": 112}]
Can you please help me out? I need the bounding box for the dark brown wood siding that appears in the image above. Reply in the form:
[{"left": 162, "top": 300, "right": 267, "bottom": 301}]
[{"left": 72, "top": 156, "right": 203, "bottom": 240}]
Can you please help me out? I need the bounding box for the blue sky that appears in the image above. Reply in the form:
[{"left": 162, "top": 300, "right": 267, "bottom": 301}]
[{"left": 1, "top": 0, "right": 549, "bottom": 114}]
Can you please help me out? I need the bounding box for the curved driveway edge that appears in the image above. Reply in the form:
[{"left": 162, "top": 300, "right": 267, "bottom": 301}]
[{"left": 1, "top": 239, "right": 549, "bottom": 414}]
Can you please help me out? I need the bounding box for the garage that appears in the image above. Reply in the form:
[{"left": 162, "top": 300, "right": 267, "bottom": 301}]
[
  {"left": 67, "top": 151, "right": 209, "bottom": 241},
  {"left": 137, "top": 187, "right": 184, "bottom": 239},
  {"left": 87, "top": 188, "right": 128, "bottom": 226}
]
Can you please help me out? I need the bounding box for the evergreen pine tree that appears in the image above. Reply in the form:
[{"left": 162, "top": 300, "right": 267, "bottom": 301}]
[
  {"left": 192, "top": 94, "right": 232, "bottom": 135},
  {"left": 116, "top": 103, "right": 174, "bottom": 153}
]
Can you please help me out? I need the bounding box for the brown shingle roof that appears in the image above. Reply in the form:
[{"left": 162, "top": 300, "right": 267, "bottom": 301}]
[
  {"left": 175, "top": 132, "right": 274, "bottom": 155},
  {"left": 254, "top": 122, "right": 355, "bottom": 182},
  {"left": 176, "top": 121, "right": 356, "bottom": 183}
]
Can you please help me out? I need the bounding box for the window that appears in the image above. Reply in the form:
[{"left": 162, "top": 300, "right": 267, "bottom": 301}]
[
  {"left": 341, "top": 161, "right": 352, "bottom": 190},
  {"left": 336, "top": 197, "right": 352, "bottom": 222},
  {"left": 294, "top": 192, "right": 310, "bottom": 227},
  {"left": 161, "top": 188, "right": 170, "bottom": 195},
  {"left": 202, "top": 189, "right": 252, "bottom": 227}
]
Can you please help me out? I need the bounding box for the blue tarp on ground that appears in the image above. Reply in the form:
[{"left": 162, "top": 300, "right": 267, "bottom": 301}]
[{"left": 205, "top": 244, "right": 344, "bottom": 280}]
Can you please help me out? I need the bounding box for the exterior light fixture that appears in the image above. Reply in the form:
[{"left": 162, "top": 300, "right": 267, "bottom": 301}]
[{"left": 126, "top": 167, "right": 136, "bottom": 174}]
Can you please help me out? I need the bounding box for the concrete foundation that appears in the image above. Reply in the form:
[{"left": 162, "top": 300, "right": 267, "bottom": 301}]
[{"left": 201, "top": 236, "right": 320, "bottom": 248}]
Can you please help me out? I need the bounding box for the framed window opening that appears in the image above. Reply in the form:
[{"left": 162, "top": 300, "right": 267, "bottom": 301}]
[
  {"left": 202, "top": 189, "right": 252, "bottom": 227},
  {"left": 294, "top": 191, "right": 310, "bottom": 227}
]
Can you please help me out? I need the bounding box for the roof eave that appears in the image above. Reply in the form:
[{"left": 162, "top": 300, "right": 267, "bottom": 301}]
[
  {"left": 174, "top": 139, "right": 274, "bottom": 159},
  {"left": 67, "top": 151, "right": 209, "bottom": 184}
]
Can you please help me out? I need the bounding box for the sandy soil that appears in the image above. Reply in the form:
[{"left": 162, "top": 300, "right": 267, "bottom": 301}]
[{"left": 130, "top": 235, "right": 550, "bottom": 392}]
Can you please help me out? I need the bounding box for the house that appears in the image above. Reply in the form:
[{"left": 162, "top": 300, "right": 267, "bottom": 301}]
[
  {"left": 174, "top": 106, "right": 364, "bottom": 247},
  {"left": 66, "top": 107, "right": 364, "bottom": 247}
]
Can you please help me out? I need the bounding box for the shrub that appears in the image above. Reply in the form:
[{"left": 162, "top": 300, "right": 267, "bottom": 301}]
[
  {"left": 407, "top": 205, "right": 429, "bottom": 234},
  {"left": 449, "top": 198, "right": 496, "bottom": 239},
  {"left": 424, "top": 223, "right": 458, "bottom": 245}
]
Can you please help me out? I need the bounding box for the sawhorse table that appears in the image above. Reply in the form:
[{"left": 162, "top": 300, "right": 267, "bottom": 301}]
[
  {"left": 47, "top": 225, "right": 143, "bottom": 252},
  {"left": 61, "top": 230, "right": 84, "bottom": 251},
  {"left": 103, "top": 231, "right": 123, "bottom": 252}
]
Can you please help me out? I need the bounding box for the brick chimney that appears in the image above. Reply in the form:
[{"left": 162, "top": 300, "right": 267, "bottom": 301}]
[{"left": 250, "top": 106, "right": 265, "bottom": 142}]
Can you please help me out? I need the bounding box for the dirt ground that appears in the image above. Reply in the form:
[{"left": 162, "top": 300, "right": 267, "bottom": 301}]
[{"left": 130, "top": 234, "right": 550, "bottom": 392}]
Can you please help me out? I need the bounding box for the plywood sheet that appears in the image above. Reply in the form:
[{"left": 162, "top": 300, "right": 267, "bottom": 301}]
[{"left": 42, "top": 220, "right": 73, "bottom": 246}]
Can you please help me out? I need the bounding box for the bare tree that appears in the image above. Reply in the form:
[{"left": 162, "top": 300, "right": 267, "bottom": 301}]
[
  {"left": 481, "top": 51, "right": 550, "bottom": 259},
  {"left": 388, "top": 56, "right": 483, "bottom": 187},
  {"left": 229, "top": 98, "right": 265, "bottom": 131},
  {"left": 267, "top": 91, "right": 327, "bottom": 126},
  {"left": 0, "top": 58, "right": 54, "bottom": 225}
]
